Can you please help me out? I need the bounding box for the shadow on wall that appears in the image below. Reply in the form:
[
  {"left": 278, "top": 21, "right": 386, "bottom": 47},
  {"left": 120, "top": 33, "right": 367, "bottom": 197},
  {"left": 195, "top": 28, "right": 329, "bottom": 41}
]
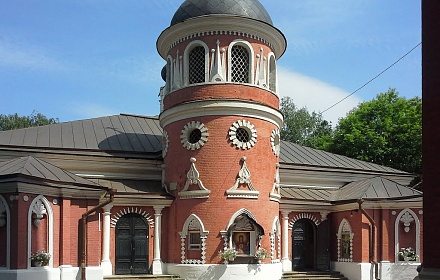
[{"left": 198, "top": 265, "right": 227, "bottom": 280}]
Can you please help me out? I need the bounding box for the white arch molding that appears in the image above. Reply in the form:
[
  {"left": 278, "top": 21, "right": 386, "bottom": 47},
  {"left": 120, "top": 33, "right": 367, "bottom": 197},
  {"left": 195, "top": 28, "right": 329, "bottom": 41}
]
[
  {"left": 227, "top": 39, "right": 255, "bottom": 84},
  {"left": 110, "top": 207, "right": 154, "bottom": 228},
  {"left": 27, "top": 195, "right": 53, "bottom": 268},
  {"left": 337, "top": 218, "right": 354, "bottom": 262},
  {"left": 179, "top": 214, "right": 209, "bottom": 264},
  {"left": 270, "top": 216, "right": 281, "bottom": 262},
  {"left": 0, "top": 195, "right": 10, "bottom": 268},
  {"left": 288, "top": 213, "right": 321, "bottom": 229},
  {"left": 395, "top": 208, "right": 421, "bottom": 262},
  {"left": 183, "top": 40, "right": 210, "bottom": 86}
]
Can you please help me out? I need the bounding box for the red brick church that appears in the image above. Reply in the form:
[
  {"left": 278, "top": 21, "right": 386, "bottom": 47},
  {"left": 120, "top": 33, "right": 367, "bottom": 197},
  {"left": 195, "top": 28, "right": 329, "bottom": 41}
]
[{"left": 0, "top": 1, "right": 424, "bottom": 280}]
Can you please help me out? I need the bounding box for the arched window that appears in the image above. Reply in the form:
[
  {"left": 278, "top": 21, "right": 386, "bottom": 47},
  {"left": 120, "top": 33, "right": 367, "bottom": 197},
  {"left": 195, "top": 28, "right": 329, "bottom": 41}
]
[
  {"left": 395, "top": 208, "right": 420, "bottom": 262},
  {"left": 337, "top": 218, "right": 354, "bottom": 262},
  {"left": 228, "top": 40, "right": 254, "bottom": 84},
  {"left": 184, "top": 41, "right": 209, "bottom": 86},
  {"left": 268, "top": 53, "right": 277, "bottom": 92},
  {"left": 179, "top": 214, "right": 209, "bottom": 264}
]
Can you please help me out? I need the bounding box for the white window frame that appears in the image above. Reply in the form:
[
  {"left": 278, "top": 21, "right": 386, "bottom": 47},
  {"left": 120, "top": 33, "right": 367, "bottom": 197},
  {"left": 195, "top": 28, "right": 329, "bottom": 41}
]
[{"left": 227, "top": 40, "right": 255, "bottom": 84}]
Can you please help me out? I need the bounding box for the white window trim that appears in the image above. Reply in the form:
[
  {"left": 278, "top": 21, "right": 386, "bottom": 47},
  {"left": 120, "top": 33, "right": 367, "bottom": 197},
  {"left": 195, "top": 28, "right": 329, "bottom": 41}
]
[
  {"left": 337, "top": 218, "right": 354, "bottom": 262},
  {"left": 394, "top": 208, "right": 421, "bottom": 263},
  {"left": 180, "top": 121, "right": 209, "bottom": 150},
  {"left": 227, "top": 39, "right": 255, "bottom": 84},
  {"left": 179, "top": 214, "right": 209, "bottom": 264},
  {"left": 228, "top": 119, "right": 257, "bottom": 150},
  {"left": 183, "top": 40, "right": 210, "bottom": 86},
  {"left": 267, "top": 52, "right": 277, "bottom": 94}
]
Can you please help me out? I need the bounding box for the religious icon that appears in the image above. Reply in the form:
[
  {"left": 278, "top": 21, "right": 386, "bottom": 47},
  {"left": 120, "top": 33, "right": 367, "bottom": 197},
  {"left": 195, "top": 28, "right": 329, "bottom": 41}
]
[{"left": 233, "top": 232, "right": 250, "bottom": 255}]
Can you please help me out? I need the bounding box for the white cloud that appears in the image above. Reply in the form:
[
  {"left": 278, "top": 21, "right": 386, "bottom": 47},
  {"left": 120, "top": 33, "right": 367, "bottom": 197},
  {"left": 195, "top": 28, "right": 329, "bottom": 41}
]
[
  {"left": 0, "top": 38, "right": 63, "bottom": 71},
  {"left": 277, "top": 66, "right": 361, "bottom": 125}
]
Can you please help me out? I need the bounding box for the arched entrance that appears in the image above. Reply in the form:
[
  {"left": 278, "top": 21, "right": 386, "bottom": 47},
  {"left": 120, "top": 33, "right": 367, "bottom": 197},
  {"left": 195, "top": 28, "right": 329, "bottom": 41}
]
[
  {"left": 115, "top": 213, "right": 149, "bottom": 275},
  {"left": 292, "top": 219, "right": 316, "bottom": 270}
]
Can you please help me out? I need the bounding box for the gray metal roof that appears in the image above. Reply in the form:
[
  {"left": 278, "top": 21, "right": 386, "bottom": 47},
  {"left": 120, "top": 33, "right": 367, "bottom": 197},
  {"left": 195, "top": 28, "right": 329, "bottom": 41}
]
[
  {"left": 0, "top": 114, "right": 162, "bottom": 154},
  {"left": 0, "top": 156, "right": 101, "bottom": 187},
  {"left": 90, "top": 179, "right": 166, "bottom": 195},
  {"left": 281, "top": 176, "right": 422, "bottom": 203},
  {"left": 280, "top": 140, "right": 406, "bottom": 174},
  {"left": 170, "top": 0, "right": 273, "bottom": 26}
]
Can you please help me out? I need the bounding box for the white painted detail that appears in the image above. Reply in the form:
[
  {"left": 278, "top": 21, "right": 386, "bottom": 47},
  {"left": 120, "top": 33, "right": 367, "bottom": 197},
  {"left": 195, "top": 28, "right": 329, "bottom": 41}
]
[
  {"left": 270, "top": 216, "right": 281, "bottom": 262},
  {"left": 162, "top": 130, "right": 169, "bottom": 157},
  {"left": 180, "top": 121, "right": 208, "bottom": 150},
  {"left": 101, "top": 204, "right": 113, "bottom": 276},
  {"left": 226, "top": 156, "right": 259, "bottom": 198},
  {"left": 270, "top": 128, "right": 280, "bottom": 156},
  {"left": 0, "top": 195, "right": 10, "bottom": 269},
  {"left": 28, "top": 195, "right": 53, "bottom": 268},
  {"left": 160, "top": 99, "right": 284, "bottom": 128},
  {"left": 110, "top": 207, "right": 154, "bottom": 228},
  {"left": 332, "top": 262, "right": 373, "bottom": 280},
  {"left": 269, "top": 163, "right": 281, "bottom": 202},
  {"left": 336, "top": 218, "right": 354, "bottom": 262},
  {"left": 288, "top": 213, "right": 320, "bottom": 229},
  {"left": 179, "top": 157, "right": 210, "bottom": 199},
  {"left": 228, "top": 120, "right": 258, "bottom": 150},
  {"left": 281, "top": 211, "right": 292, "bottom": 272},
  {"left": 395, "top": 208, "right": 420, "bottom": 263},
  {"left": 210, "top": 40, "right": 226, "bottom": 82},
  {"left": 152, "top": 206, "right": 164, "bottom": 274},
  {"left": 179, "top": 214, "right": 209, "bottom": 264}
]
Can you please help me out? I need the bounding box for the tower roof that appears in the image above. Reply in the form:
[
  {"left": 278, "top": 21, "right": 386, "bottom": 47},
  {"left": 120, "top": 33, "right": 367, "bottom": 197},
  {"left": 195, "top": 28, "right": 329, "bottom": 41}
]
[{"left": 170, "top": 0, "right": 273, "bottom": 26}]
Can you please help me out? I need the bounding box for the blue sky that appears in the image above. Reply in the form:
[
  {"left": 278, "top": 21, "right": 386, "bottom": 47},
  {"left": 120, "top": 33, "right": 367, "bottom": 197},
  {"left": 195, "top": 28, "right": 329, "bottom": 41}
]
[{"left": 0, "top": 0, "right": 421, "bottom": 125}]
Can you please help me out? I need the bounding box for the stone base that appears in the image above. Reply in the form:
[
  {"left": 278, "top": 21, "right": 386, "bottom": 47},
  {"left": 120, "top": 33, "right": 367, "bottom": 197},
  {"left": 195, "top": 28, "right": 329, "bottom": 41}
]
[
  {"left": 281, "top": 259, "right": 292, "bottom": 272},
  {"left": 101, "top": 260, "right": 113, "bottom": 276},
  {"left": 152, "top": 259, "right": 164, "bottom": 275}
]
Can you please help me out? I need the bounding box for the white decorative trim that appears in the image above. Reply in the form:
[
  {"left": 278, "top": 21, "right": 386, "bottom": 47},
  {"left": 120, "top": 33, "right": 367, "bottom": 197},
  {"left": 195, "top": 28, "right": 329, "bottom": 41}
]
[
  {"left": 160, "top": 99, "right": 284, "bottom": 128},
  {"left": 183, "top": 40, "right": 210, "bottom": 86},
  {"left": 162, "top": 130, "right": 169, "bottom": 157},
  {"left": 179, "top": 157, "right": 211, "bottom": 199},
  {"left": 179, "top": 214, "right": 209, "bottom": 264},
  {"left": 270, "top": 216, "right": 281, "bottom": 262},
  {"left": 32, "top": 198, "right": 47, "bottom": 227},
  {"left": 337, "top": 218, "right": 354, "bottom": 262},
  {"left": 288, "top": 213, "right": 320, "bottom": 229},
  {"left": 320, "top": 211, "right": 330, "bottom": 221},
  {"left": 270, "top": 129, "right": 280, "bottom": 157},
  {"left": 210, "top": 40, "right": 226, "bottom": 82},
  {"left": 267, "top": 52, "right": 277, "bottom": 93},
  {"left": 28, "top": 195, "right": 53, "bottom": 268},
  {"left": 395, "top": 208, "right": 420, "bottom": 262},
  {"left": 255, "top": 47, "right": 267, "bottom": 88},
  {"left": 400, "top": 211, "right": 415, "bottom": 233},
  {"left": 227, "top": 39, "right": 255, "bottom": 84},
  {"left": 0, "top": 195, "right": 10, "bottom": 269},
  {"left": 110, "top": 207, "right": 154, "bottom": 228},
  {"left": 180, "top": 121, "right": 209, "bottom": 150},
  {"left": 270, "top": 163, "right": 281, "bottom": 202},
  {"left": 228, "top": 120, "right": 257, "bottom": 150},
  {"left": 227, "top": 156, "right": 259, "bottom": 198},
  {"left": 225, "top": 208, "right": 258, "bottom": 231}
]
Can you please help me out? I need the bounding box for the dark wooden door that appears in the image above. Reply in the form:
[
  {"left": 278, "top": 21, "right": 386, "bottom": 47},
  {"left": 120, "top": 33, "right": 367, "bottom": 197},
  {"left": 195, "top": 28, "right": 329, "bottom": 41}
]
[
  {"left": 292, "top": 219, "right": 315, "bottom": 271},
  {"left": 115, "top": 214, "right": 149, "bottom": 274}
]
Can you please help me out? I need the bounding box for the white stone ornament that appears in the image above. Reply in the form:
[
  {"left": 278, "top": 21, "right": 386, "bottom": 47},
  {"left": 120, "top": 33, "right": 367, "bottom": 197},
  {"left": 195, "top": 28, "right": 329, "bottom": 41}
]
[
  {"left": 179, "top": 158, "right": 210, "bottom": 199},
  {"left": 180, "top": 121, "right": 208, "bottom": 150},
  {"left": 228, "top": 120, "right": 257, "bottom": 150},
  {"left": 162, "top": 130, "right": 169, "bottom": 157},
  {"left": 226, "top": 156, "right": 259, "bottom": 198},
  {"left": 32, "top": 199, "right": 47, "bottom": 227},
  {"left": 270, "top": 128, "right": 280, "bottom": 156},
  {"left": 400, "top": 211, "right": 415, "bottom": 233}
]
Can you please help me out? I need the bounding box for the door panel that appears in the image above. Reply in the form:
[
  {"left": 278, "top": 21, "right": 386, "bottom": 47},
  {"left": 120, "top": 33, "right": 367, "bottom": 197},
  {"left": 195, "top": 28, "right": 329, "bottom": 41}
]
[
  {"left": 292, "top": 219, "right": 316, "bottom": 271},
  {"left": 116, "top": 214, "right": 149, "bottom": 275}
]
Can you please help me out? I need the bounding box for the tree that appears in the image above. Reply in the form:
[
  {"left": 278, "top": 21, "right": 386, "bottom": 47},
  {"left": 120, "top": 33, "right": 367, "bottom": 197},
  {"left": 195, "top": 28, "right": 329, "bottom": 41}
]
[
  {"left": 280, "top": 96, "right": 333, "bottom": 148},
  {"left": 327, "top": 89, "right": 421, "bottom": 174},
  {"left": 0, "top": 111, "right": 59, "bottom": 131}
]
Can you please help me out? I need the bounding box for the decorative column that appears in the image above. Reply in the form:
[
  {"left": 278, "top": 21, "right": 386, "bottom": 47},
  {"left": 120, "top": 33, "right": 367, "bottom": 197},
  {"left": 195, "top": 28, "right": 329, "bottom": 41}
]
[
  {"left": 281, "top": 211, "right": 292, "bottom": 271},
  {"left": 101, "top": 204, "right": 113, "bottom": 276},
  {"left": 152, "top": 206, "right": 164, "bottom": 274}
]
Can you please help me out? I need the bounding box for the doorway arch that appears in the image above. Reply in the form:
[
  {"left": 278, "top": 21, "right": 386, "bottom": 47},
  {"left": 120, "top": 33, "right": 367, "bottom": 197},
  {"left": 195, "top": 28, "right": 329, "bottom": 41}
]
[
  {"left": 292, "top": 218, "right": 316, "bottom": 270},
  {"left": 115, "top": 213, "right": 149, "bottom": 274}
]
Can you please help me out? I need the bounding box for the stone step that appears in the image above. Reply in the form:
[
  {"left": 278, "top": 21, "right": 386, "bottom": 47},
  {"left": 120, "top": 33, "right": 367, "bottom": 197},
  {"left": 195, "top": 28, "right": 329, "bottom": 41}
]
[
  {"left": 104, "top": 275, "right": 184, "bottom": 280},
  {"left": 282, "top": 271, "right": 348, "bottom": 280}
]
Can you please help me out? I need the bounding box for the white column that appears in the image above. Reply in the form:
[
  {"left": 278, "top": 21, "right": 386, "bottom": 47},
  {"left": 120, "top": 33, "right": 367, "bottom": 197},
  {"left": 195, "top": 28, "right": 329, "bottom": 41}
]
[
  {"left": 101, "top": 204, "right": 113, "bottom": 276},
  {"left": 152, "top": 206, "right": 164, "bottom": 275},
  {"left": 281, "top": 210, "right": 292, "bottom": 272}
]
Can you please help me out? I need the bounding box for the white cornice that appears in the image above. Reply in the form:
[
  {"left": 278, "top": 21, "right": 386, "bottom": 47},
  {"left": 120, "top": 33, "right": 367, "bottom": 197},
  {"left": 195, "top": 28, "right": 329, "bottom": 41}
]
[
  {"left": 157, "top": 16, "right": 287, "bottom": 60},
  {"left": 159, "top": 99, "right": 283, "bottom": 128}
]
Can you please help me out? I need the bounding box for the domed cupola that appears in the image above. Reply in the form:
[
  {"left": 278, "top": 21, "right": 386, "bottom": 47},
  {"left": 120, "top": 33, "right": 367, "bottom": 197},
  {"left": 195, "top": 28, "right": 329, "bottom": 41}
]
[{"left": 170, "top": 0, "right": 273, "bottom": 26}]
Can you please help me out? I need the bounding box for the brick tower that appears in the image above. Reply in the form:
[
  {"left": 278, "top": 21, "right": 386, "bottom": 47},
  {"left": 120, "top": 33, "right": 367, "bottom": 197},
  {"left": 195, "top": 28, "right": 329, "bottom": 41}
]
[{"left": 157, "top": 0, "right": 286, "bottom": 278}]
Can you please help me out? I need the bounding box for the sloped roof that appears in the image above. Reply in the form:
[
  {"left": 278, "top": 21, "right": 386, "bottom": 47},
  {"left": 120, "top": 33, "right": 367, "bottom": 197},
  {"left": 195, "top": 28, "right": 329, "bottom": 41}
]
[
  {"left": 281, "top": 176, "right": 422, "bottom": 203},
  {"left": 280, "top": 140, "right": 406, "bottom": 174},
  {"left": 337, "top": 176, "right": 422, "bottom": 201},
  {"left": 0, "top": 156, "right": 101, "bottom": 187},
  {"left": 0, "top": 114, "right": 412, "bottom": 176},
  {"left": 0, "top": 114, "right": 162, "bottom": 154}
]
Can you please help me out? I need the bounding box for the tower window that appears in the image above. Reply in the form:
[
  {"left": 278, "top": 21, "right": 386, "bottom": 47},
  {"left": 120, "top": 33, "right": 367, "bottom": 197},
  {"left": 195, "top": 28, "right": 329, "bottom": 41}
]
[
  {"left": 229, "top": 120, "right": 257, "bottom": 150},
  {"left": 188, "top": 231, "right": 201, "bottom": 250},
  {"left": 189, "top": 129, "right": 202, "bottom": 144},
  {"left": 189, "top": 46, "right": 205, "bottom": 84},
  {"left": 231, "top": 45, "right": 250, "bottom": 83},
  {"left": 235, "top": 128, "right": 250, "bottom": 143}
]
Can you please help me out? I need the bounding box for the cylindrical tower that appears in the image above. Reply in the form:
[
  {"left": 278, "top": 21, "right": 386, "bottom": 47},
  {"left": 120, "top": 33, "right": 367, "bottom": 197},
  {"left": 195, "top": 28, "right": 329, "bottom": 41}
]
[{"left": 157, "top": 0, "right": 286, "bottom": 277}]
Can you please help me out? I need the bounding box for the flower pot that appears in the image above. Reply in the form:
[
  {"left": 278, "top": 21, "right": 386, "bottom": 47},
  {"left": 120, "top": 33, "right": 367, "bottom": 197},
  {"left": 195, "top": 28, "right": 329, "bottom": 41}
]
[
  {"left": 404, "top": 256, "right": 411, "bottom": 261},
  {"left": 33, "top": 261, "right": 42, "bottom": 267},
  {"left": 228, "top": 257, "right": 235, "bottom": 262}
]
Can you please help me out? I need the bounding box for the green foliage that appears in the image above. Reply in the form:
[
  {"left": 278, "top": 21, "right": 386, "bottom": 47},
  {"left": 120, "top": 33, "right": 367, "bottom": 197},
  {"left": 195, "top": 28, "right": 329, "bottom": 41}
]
[
  {"left": 280, "top": 96, "right": 333, "bottom": 149},
  {"left": 328, "top": 89, "right": 421, "bottom": 174},
  {"left": 0, "top": 111, "right": 59, "bottom": 131}
]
